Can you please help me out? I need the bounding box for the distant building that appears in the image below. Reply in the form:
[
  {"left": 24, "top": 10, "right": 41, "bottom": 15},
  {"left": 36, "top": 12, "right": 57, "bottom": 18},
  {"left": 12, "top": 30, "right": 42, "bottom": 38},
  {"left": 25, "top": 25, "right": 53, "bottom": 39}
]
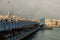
[{"left": 40, "top": 19, "right": 60, "bottom": 27}]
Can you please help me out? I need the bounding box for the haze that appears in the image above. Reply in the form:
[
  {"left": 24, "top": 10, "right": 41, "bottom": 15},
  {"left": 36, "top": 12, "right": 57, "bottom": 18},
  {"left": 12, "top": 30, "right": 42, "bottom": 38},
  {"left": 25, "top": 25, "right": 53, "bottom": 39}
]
[{"left": 0, "top": 0, "right": 60, "bottom": 20}]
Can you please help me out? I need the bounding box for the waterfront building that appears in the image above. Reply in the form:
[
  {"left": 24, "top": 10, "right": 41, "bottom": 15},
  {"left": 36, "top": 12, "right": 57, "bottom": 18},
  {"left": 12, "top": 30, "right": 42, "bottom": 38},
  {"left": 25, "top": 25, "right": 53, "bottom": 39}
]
[{"left": 40, "top": 18, "right": 60, "bottom": 27}]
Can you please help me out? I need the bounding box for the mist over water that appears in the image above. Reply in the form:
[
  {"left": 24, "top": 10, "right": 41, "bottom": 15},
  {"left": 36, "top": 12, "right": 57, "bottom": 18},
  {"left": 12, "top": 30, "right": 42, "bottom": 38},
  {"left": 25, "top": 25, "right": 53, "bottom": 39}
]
[{"left": 0, "top": 0, "right": 60, "bottom": 19}]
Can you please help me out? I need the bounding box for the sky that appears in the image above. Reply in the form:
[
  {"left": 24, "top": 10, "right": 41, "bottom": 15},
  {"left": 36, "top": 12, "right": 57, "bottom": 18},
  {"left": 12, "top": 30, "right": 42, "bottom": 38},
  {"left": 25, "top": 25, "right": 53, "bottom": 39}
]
[{"left": 0, "top": 0, "right": 60, "bottom": 20}]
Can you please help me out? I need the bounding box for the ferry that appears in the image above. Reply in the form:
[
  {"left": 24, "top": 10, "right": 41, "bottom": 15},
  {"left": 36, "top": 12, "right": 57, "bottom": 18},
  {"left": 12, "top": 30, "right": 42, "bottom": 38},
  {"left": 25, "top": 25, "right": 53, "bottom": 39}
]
[
  {"left": 0, "top": 12, "right": 39, "bottom": 32},
  {"left": 0, "top": 12, "right": 39, "bottom": 40},
  {"left": 0, "top": 0, "right": 40, "bottom": 40}
]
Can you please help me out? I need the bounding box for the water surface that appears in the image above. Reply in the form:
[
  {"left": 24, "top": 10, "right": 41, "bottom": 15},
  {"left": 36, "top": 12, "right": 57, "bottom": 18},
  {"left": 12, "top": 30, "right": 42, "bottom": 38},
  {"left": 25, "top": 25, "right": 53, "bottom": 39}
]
[{"left": 22, "top": 28, "right": 60, "bottom": 40}]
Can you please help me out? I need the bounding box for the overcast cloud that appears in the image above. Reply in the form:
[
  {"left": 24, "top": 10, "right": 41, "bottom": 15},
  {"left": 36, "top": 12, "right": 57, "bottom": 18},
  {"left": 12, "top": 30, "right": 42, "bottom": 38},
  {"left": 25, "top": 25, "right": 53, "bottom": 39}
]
[{"left": 0, "top": 0, "right": 60, "bottom": 19}]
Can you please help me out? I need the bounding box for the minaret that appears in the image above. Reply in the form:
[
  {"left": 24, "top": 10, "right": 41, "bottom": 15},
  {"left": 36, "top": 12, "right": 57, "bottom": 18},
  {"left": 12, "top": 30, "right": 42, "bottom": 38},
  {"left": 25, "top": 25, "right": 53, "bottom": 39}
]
[
  {"left": 7, "top": 11, "right": 11, "bottom": 18},
  {"left": 7, "top": 11, "right": 13, "bottom": 19}
]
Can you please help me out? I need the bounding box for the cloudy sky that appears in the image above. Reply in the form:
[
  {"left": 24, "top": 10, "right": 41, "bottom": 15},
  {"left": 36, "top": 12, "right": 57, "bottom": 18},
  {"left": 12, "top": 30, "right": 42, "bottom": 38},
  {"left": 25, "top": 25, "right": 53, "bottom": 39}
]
[{"left": 0, "top": 0, "right": 60, "bottom": 20}]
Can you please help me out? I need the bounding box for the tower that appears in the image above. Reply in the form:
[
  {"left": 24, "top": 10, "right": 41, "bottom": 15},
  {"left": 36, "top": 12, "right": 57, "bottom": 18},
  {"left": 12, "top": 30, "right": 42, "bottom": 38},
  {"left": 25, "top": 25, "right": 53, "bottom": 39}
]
[{"left": 7, "top": 11, "right": 12, "bottom": 18}]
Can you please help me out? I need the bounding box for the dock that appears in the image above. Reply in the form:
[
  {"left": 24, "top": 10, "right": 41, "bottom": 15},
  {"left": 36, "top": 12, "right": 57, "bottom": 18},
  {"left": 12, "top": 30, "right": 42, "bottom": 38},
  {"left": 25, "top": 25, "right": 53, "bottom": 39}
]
[{"left": 39, "top": 24, "right": 53, "bottom": 30}]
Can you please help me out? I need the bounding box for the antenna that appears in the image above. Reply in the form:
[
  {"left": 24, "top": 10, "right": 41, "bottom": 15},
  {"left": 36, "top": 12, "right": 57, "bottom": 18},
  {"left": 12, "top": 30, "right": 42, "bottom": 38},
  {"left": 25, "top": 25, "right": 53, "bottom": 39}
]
[{"left": 7, "top": 0, "right": 16, "bottom": 15}]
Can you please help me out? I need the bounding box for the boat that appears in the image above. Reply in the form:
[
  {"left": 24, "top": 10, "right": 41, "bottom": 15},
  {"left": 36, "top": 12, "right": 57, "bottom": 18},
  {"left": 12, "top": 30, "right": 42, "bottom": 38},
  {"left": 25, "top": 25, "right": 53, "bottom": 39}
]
[
  {"left": 0, "top": 11, "right": 39, "bottom": 32},
  {"left": 0, "top": 0, "right": 40, "bottom": 40},
  {"left": 0, "top": 12, "right": 39, "bottom": 40}
]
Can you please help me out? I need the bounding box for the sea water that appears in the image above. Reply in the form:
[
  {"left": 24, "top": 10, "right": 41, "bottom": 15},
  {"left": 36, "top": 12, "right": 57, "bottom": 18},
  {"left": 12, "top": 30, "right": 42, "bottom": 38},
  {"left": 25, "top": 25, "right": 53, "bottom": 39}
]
[{"left": 22, "top": 28, "right": 60, "bottom": 40}]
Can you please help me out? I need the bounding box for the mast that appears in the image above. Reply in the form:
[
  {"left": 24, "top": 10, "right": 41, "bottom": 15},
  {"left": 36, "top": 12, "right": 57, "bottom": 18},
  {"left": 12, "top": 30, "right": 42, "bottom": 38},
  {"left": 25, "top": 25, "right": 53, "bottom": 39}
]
[{"left": 7, "top": 0, "right": 17, "bottom": 20}]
